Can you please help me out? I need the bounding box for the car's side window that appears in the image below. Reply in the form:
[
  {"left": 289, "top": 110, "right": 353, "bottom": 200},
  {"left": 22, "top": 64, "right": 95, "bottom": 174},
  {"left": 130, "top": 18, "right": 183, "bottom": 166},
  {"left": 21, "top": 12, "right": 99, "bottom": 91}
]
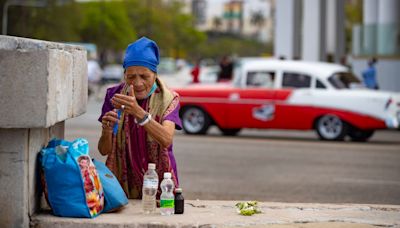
[
  {"left": 282, "top": 72, "right": 311, "bottom": 88},
  {"left": 246, "top": 71, "right": 275, "bottom": 88},
  {"left": 316, "top": 79, "right": 327, "bottom": 89}
]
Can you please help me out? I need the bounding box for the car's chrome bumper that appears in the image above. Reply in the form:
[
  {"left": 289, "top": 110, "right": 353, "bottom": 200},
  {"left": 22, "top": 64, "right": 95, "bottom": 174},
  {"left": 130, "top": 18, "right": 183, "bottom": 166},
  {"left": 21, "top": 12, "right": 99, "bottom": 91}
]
[{"left": 385, "top": 112, "right": 400, "bottom": 129}]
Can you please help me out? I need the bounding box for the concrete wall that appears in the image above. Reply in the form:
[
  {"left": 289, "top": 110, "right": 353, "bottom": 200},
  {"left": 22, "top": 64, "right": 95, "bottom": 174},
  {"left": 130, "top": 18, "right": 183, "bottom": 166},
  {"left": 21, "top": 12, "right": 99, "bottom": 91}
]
[
  {"left": 0, "top": 35, "right": 87, "bottom": 228},
  {"left": 0, "top": 35, "right": 87, "bottom": 128},
  {"left": 0, "top": 123, "right": 64, "bottom": 227}
]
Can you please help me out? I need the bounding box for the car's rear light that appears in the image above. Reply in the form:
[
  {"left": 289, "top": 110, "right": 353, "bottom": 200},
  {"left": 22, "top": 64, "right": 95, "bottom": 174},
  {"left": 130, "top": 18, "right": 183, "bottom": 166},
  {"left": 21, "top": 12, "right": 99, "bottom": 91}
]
[{"left": 385, "top": 98, "right": 392, "bottom": 110}]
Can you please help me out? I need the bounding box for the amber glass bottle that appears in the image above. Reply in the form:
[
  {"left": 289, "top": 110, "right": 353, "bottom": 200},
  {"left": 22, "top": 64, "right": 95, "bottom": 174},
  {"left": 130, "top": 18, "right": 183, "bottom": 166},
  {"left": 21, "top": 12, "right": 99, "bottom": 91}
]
[{"left": 174, "top": 188, "right": 184, "bottom": 214}]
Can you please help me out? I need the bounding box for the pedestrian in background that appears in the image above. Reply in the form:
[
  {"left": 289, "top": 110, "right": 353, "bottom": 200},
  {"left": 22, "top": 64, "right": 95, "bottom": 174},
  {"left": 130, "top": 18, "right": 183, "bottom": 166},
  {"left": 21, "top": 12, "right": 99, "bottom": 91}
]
[
  {"left": 190, "top": 59, "right": 201, "bottom": 84},
  {"left": 98, "top": 37, "right": 181, "bottom": 199},
  {"left": 218, "top": 55, "right": 233, "bottom": 82},
  {"left": 362, "top": 57, "right": 379, "bottom": 90}
]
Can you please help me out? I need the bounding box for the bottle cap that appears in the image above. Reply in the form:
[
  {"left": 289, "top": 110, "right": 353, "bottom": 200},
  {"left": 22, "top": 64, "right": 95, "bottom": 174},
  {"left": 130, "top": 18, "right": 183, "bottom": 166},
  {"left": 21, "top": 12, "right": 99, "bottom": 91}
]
[
  {"left": 148, "top": 163, "right": 156, "bottom": 169},
  {"left": 175, "top": 188, "right": 182, "bottom": 193},
  {"left": 163, "top": 172, "right": 172, "bottom": 179}
]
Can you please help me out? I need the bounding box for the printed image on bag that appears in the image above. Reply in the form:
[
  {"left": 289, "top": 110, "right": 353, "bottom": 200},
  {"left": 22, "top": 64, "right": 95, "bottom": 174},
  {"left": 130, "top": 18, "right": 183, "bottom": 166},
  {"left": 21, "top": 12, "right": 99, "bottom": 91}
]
[{"left": 77, "top": 155, "right": 104, "bottom": 216}]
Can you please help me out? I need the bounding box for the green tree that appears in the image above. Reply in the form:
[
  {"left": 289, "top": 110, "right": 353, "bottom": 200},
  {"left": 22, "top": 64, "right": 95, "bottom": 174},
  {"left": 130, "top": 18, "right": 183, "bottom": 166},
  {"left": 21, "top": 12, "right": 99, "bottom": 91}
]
[
  {"left": 212, "top": 16, "right": 223, "bottom": 31},
  {"left": 2, "top": 0, "right": 81, "bottom": 41},
  {"left": 250, "top": 10, "right": 265, "bottom": 39},
  {"left": 124, "top": 0, "right": 206, "bottom": 58},
  {"left": 79, "top": 1, "right": 136, "bottom": 54},
  {"left": 196, "top": 33, "right": 272, "bottom": 59},
  {"left": 169, "top": 2, "right": 206, "bottom": 59},
  {"left": 345, "top": 0, "right": 363, "bottom": 53}
]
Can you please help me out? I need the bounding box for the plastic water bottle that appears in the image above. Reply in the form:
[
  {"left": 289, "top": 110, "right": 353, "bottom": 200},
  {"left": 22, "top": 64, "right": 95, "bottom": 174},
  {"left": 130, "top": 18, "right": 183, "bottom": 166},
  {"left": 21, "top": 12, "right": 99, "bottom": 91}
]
[
  {"left": 142, "top": 163, "right": 158, "bottom": 214},
  {"left": 160, "top": 172, "right": 175, "bottom": 215}
]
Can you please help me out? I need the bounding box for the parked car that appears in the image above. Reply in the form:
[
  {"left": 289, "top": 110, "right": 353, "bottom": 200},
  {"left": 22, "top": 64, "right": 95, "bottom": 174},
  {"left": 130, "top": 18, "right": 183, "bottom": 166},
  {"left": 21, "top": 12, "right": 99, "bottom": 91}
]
[
  {"left": 95, "top": 64, "right": 124, "bottom": 101},
  {"left": 173, "top": 59, "right": 400, "bottom": 141},
  {"left": 101, "top": 64, "right": 124, "bottom": 83},
  {"left": 158, "top": 57, "right": 177, "bottom": 75}
]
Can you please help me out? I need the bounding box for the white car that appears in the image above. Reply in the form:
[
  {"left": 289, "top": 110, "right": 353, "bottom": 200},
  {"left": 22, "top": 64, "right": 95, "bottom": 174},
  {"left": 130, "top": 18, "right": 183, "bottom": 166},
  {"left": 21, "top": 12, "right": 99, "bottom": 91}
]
[
  {"left": 175, "top": 59, "right": 400, "bottom": 141},
  {"left": 102, "top": 64, "right": 124, "bottom": 82}
]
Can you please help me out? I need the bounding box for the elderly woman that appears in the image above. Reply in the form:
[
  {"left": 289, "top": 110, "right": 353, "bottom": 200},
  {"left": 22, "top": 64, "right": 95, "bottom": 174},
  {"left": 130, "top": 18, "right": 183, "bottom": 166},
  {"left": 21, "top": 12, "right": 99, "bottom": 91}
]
[{"left": 98, "top": 37, "right": 181, "bottom": 199}]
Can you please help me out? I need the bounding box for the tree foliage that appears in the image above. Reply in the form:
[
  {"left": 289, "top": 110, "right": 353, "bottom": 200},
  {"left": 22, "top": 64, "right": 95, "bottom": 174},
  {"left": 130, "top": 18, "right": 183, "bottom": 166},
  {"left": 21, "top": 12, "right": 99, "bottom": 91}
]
[
  {"left": 0, "top": 0, "right": 270, "bottom": 63},
  {"left": 79, "top": 1, "right": 135, "bottom": 51},
  {"left": 195, "top": 32, "right": 272, "bottom": 60},
  {"left": 344, "top": 0, "right": 363, "bottom": 53},
  {"left": 2, "top": 0, "right": 82, "bottom": 41}
]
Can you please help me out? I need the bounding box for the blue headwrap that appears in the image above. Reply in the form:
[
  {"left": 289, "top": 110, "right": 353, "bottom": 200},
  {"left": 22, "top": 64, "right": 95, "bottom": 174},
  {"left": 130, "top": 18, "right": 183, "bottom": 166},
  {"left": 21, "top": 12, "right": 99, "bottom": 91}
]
[{"left": 123, "top": 37, "right": 160, "bottom": 73}]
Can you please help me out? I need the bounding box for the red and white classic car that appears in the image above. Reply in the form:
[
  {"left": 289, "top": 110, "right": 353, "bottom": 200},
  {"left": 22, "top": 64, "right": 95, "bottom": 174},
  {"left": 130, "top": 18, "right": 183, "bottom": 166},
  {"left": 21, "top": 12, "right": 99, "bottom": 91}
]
[{"left": 174, "top": 59, "right": 400, "bottom": 141}]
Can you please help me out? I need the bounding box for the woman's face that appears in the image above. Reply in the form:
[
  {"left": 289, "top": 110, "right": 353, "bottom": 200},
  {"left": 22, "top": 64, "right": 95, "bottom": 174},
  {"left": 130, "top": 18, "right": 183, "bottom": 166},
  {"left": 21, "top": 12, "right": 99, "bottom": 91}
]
[{"left": 124, "top": 66, "right": 156, "bottom": 100}]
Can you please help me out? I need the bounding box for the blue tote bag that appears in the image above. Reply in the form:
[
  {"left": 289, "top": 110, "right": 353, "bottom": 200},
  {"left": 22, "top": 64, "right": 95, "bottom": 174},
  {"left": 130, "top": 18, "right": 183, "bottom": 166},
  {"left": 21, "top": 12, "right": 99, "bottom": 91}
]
[
  {"left": 92, "top": 159, "right": 129, "bottom": 212},
  {"left": 40, "top": 138, "right": 104, "bottom": 218}
]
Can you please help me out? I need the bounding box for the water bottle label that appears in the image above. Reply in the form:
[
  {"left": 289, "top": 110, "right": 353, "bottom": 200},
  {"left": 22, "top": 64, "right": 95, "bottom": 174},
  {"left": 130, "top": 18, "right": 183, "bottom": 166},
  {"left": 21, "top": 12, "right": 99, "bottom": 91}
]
[
  {"left": 143, "top": 179, "right": 158, "bottom": 188},
  {"left": 160, "top": 199, "right": 174, "bottom": 208}
]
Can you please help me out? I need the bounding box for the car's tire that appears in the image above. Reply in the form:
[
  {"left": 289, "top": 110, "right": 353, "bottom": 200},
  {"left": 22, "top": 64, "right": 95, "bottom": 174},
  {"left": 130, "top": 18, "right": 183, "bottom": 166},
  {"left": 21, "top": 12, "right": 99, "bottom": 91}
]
[
  {"left": 348, "top": 128, "right": 374, "bottom": 142},
  {"left": 220, "top": 128, "right": 241, "bottom": 136},
  {"left": 315, "top": 115, "right": 348, "bottom": 141},
  {"left": 181, "top": 106, "right": 211, "bottom": 135}
]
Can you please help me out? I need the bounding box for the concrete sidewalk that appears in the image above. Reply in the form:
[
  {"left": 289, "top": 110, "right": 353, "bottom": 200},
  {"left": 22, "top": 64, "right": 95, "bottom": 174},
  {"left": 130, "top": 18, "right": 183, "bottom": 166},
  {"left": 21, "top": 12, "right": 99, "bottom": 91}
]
[{"left": 31, "top": 200, "right": 400, "bottom": 228}]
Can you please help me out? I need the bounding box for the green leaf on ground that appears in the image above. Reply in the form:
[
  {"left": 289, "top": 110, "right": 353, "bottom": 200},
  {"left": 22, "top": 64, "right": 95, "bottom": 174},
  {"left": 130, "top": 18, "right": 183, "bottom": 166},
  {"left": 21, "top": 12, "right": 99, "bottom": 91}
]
[{"left": 235, "top": 201, "right": 262, "bottom": 216}]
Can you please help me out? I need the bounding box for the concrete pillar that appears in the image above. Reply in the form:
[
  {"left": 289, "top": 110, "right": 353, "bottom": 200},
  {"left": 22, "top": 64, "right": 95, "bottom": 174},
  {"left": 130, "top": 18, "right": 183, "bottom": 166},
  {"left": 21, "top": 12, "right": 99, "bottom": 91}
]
[
  {"left": 326, "top": 0, "right": 345, "bottom": 63},
  {"left": 352, "top": 24, "right": 362, "bottom": 56},
  {"left": 274, "top": 0, "right": 301, "bottom": 59},
  {"left": 377, "top": 0, "right": 400, "bottom": 55},
  {"left": 362, "top": 0, "right": 378, "bottom": 55},
  {"left": 377, "top": 0, "right": 399, "bottom": 25},
  {"left": 302, "top": 0, "right": 326, "bottom": 61},
  {"left": 0, "top": 35, "right": 87, "bottom": 228},
  {"left": 363, "top": 0, "right": 378, "bottom": 24}
]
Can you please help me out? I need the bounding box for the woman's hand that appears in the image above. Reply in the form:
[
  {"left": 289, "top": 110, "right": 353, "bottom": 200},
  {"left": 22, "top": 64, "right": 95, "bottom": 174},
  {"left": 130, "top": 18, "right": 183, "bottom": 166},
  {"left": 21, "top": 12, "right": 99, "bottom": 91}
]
[
  {"left": 111, "top": 85, "right": 146, "bottom": 119},
  {"left": 99, "top": 109, "right": 118, "bottom": 156},
  {"left": 111, "top": 84, "right": 175, "bottom": 149},
  {"left": 101, "top": 109, "right": 118, "bottom": 131}
]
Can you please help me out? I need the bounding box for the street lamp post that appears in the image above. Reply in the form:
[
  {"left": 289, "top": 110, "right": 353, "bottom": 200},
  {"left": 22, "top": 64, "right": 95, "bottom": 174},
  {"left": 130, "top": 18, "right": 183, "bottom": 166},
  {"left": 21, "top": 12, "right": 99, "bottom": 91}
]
[{"left": 2, "top": 0, "right": 47, "bottom": 35}]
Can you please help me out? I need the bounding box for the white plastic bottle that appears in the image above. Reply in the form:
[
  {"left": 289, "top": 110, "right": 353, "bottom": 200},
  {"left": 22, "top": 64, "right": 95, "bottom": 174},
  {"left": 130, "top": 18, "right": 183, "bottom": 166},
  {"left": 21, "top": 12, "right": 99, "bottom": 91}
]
[
  {"left": 160, "top": 172, "right": 175, "bottom": 215},
  {"left": 142, "top": 163, "right": 158, "bottom": 214}
]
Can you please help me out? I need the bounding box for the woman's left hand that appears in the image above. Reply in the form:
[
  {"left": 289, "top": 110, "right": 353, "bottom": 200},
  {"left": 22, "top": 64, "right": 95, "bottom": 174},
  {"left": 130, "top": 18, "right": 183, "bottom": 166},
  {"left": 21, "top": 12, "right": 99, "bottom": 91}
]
[{"left": 111, "top": 85, "right": 145, "bottom": 119}]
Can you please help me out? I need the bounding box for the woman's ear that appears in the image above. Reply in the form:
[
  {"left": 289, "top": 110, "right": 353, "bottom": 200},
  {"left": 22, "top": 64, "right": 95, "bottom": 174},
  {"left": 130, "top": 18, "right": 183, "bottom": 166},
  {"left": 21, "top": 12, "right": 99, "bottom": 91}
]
[{"left": 123, "top": 70, "right": 127, "bottom": 82}]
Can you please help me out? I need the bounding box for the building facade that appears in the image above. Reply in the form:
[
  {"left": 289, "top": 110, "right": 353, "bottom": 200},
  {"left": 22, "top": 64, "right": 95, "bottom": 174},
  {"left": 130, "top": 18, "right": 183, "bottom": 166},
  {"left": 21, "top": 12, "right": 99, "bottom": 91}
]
[
  {"left": 274, "top": 0, "right": 400, "bottom": 92},
  {"left": 189, "top": 0, "right": 274, "bottom": 43}
]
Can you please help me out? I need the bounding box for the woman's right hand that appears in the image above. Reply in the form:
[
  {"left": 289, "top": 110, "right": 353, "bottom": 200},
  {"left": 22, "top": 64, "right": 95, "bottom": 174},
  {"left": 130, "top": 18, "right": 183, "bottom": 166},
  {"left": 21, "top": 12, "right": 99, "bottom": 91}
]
[{"left": 101, "top": 109, "right": 118, "bottom": 131}]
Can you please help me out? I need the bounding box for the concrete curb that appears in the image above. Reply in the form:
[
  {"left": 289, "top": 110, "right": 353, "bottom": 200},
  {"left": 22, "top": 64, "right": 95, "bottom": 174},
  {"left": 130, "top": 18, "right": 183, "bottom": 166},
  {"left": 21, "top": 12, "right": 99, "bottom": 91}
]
[{"left": 31, "top": 200, "right": 400, "bottom": 228}]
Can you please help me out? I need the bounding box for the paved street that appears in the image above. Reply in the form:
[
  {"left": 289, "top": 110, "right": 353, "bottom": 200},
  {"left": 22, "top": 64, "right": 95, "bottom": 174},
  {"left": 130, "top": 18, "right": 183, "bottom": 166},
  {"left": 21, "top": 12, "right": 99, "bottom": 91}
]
[
  {"left": 174, "top": 129, "right": 400, "bottom": 205},
  {"left": 66, "top": 92, "right": 400, "bottom": 205}
]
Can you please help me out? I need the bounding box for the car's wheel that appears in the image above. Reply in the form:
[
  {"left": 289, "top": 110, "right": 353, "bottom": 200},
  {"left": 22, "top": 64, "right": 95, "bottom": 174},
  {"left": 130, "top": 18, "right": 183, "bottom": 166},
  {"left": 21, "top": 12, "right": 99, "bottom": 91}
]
[
  {"left": 315, "top": 115, "right": 348, "bottom": 141},
  {"left": 348, "top": 128, "right": 374, "bottom": 142},
  {"left": 181, "top": 106, "right": 211, "bottom": 134},
  {"left": 220, "top": 128, "right": 241, "bottom": 136}
]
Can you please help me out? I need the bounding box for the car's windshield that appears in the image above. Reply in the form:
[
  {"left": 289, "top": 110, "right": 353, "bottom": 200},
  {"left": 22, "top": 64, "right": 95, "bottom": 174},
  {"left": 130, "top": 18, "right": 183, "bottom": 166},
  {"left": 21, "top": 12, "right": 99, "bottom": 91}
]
[{"left": 328, "top": 72, "right": 363, "bottom": 89}]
